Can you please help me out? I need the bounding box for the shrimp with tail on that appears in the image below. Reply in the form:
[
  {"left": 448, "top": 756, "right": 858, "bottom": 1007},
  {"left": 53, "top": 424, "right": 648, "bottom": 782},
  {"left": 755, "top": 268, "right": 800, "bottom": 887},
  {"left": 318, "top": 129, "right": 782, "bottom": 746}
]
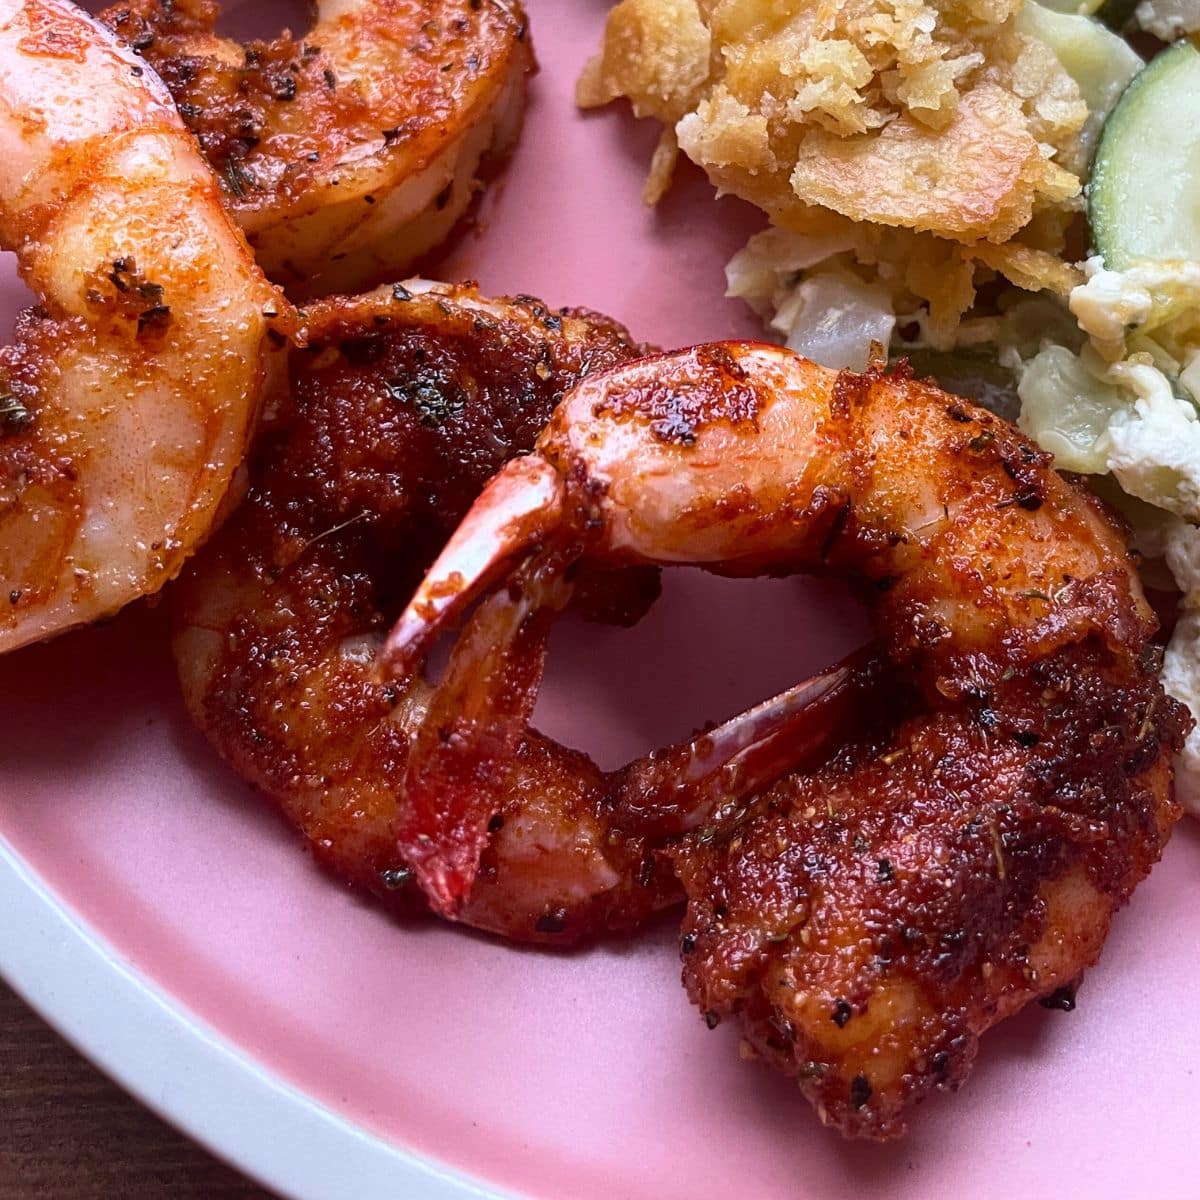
[{"left": 388, "top": 342, "right": 1189, "bottom": 1138}]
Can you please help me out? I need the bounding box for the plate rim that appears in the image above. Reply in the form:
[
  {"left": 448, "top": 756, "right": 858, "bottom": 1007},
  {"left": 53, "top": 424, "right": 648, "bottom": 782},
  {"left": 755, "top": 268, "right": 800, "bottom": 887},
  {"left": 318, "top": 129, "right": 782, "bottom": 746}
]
[{"left": 0, "top": 833, "right": 518, "bottom": 1200}]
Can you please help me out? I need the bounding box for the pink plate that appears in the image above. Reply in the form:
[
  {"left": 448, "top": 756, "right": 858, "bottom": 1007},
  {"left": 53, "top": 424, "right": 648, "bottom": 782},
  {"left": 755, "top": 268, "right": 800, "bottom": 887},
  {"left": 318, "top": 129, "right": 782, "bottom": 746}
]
[{"left": 3, "top": 2, "right": 1200, "bottom": 1197}]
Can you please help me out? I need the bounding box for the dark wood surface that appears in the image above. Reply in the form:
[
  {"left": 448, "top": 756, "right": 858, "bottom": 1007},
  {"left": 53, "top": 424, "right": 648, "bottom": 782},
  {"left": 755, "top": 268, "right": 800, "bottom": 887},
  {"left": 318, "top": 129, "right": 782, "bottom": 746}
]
[{"left": 0, "top": 980, "right": 272, "bottom": 1198}]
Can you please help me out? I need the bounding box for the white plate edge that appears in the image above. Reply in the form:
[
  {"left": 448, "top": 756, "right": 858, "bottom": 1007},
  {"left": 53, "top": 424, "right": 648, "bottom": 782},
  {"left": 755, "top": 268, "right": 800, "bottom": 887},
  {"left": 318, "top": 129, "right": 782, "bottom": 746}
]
[{"left": 0, "top": 833, "right": 519, "bottom": 1200}]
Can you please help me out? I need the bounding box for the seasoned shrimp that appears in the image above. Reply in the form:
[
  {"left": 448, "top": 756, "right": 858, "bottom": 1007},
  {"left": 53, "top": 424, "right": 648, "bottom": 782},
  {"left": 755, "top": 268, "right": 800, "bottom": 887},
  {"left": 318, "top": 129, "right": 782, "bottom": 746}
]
[
  {"left": 0, "top": 0, "right": 281, "bottom": 654},
  {"left": 171, "top": 284, "right": 862, "bottom": 943},
  {"left": 389, "top": 344, "right": 1188, "bottom": 1136},
  {"left": 99, "top": 0, "right": 534, "bottom": 297}
]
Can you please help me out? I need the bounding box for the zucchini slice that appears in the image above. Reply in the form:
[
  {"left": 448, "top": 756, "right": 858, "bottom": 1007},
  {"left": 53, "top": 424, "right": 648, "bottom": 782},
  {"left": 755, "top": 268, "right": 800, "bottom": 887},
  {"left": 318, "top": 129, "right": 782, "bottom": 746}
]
[{"left": 1090, "top": 41, "right": 1200, "bottom": 268}]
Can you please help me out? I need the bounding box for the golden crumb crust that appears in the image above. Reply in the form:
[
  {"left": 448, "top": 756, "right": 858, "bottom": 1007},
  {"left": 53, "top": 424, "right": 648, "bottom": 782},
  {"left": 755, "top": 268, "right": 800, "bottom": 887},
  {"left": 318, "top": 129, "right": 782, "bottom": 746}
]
[{"left": 578, "top": 0, "right": 1088, "bottom": 333}]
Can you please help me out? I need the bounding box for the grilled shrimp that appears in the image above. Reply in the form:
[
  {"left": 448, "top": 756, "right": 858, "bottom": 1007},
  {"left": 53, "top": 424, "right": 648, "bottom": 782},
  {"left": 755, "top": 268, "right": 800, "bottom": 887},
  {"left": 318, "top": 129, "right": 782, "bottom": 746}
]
[
  {"left": 171, "top": 285, "right": 859, "bottom": 943},
  {"left": 99, "top": 0, "right": 533, "bottom": 297},
  {"left": 389, "top": 343, "right": 1188, "bottom": 1136},
  {"left": 0, "top": 0, "right": 281, "bottom": 654}
]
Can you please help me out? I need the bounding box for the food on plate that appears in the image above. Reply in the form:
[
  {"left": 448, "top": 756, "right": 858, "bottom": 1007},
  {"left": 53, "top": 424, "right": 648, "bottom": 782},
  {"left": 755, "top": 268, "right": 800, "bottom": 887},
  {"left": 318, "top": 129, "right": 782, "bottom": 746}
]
[
  {"left": 578, "top": 0, "right": 1135, "bottom": 344},
  {"left": 0, "top": 0, "right": 283, "bottom": 655},
  {"left": 393, "top": 341, "right": 1188, "bottom": 1138},
  {"left": 99, "top": 0, "right": 534, "bottom": 297},
  {"left": 577, "top": 0, "right": 1101, "bottom": 332},
  {"left": 581, "top": 0, "right": 1200, "bottom": 812},
  {"left": 172, "top": 283, "right": 859, "bottom": 942},
  {"left": 6, "top": 0, "right": 1183, "bottom": 1148},
  {"left": 171, "top": 282, "right": 645, "bottom": 939}
]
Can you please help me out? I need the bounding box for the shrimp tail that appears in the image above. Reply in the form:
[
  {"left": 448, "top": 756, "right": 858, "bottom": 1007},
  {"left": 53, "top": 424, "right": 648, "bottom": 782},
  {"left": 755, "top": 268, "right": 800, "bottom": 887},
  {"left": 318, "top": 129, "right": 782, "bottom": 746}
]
[
  {"left": 401, "top": 622, "right": 873, "bottom": 917},
  {"left": 380, "top": 454, "right": 563, "bottom": 680},
  {"left": 613, "top": 647, "right": 884, "bottom": 840},
  {"left": 397, "top": 565, "right": 566, "bottom": 917}
]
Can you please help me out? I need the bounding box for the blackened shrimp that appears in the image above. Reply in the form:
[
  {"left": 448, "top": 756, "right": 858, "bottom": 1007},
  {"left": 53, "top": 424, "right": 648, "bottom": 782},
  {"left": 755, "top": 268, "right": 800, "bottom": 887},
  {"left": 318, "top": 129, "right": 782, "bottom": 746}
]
[
  {"left": 0, "top": 0, "right": 281, "bottom": 654},
  {"left": 389, "top": 343, "right": 1188, "bottom": 1136},
  {"left": 100, "top": 0, "right": 534, "bottom": 297},
  {"left": 171, "top": 286, "right": 860, "bottom": 943}
]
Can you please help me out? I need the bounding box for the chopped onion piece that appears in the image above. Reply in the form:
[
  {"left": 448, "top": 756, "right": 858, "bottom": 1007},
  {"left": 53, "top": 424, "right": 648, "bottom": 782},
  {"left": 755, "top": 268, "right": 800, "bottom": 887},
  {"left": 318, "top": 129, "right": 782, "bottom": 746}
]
[{"left": 774, "top": 272, "right": 896, "bottom": 372}]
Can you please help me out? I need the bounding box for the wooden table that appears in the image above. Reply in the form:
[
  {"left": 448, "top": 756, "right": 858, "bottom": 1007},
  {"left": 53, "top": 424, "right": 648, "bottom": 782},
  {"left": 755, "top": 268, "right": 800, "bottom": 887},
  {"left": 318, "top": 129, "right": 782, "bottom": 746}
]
[{"left": 0, "top": 980, "right": 271, "bottom": 1197}]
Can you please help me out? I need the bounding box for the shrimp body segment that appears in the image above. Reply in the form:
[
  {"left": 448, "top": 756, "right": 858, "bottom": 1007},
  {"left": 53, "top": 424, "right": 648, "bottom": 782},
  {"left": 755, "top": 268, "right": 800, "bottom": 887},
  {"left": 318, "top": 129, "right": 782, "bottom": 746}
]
[
  {"left": 101, "top": 0, "right": 534, "bottom": 297},
  {"left": 390, "top": 343, "right": 1189, "bottom": 1138},
  {"left": 0, "top": 0, "right": 280, "bottom": 653}
]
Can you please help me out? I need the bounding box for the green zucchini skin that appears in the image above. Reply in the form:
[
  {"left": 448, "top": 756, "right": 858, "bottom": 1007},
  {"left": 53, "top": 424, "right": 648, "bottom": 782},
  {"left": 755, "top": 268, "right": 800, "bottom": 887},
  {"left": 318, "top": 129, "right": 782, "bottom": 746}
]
[{"left": 1089, "top": 40, "right": 1200, "bottom": 267}]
